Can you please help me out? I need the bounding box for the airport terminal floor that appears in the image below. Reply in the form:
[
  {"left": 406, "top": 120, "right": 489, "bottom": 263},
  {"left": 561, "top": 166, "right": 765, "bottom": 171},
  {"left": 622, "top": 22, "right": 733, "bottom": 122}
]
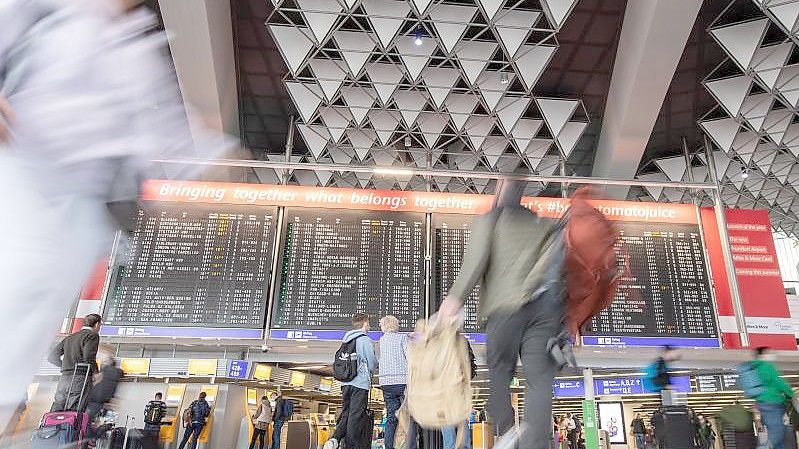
[{"left": 8, "top": 0, "right": 799, "bottom": 449}]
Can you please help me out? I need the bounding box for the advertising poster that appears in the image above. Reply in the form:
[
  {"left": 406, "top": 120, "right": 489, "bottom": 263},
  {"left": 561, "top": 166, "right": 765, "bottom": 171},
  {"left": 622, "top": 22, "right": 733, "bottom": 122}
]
[{"left": 597, "top": 402, "right": 626, "bottom": 445}]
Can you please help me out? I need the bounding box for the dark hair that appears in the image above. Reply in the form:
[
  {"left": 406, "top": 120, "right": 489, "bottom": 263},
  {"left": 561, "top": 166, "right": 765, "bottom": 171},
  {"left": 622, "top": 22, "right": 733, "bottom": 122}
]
[
  {"left": 662, "top": 345, "right": 674, "bottom": 353},
  {"left": 352, "top": 313, "right": 370, "bottom": 328},
  {"left": 155, "top": 392, "right": 163, "bottom": 399},
  {"left": 755, "top": 346, "right": 770, "bottom": 356},
  {"left": 84, "top": 314, "right": 102, "bottom": 328},
  {"left": 261, "top": 395, "right": 268, "bottom": 401},
  {"left": 199, "top": 392, "right": 207, "bottom": 399}
]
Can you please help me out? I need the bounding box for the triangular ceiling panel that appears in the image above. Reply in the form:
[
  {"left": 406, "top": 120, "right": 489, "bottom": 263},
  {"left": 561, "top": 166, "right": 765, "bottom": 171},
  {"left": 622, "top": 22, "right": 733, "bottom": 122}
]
[
  {"left": 481, "top": 136, "right": 508, "bottom": 168},
  {"left": 705, "top": 76, "right": 752, "bottom": 117},
  {"left": 464, "top": 116, "right": 495, "bottom": 150},
  {"left": 319, "top": 106, "right": 353, "bottom": 142},
  {"left": 521, "top": 139, "right": 552, "bottom": 167},
  {"left": 751, "top": 42, "right": 793, "bottom": 89},
  {"left": 308, "top": 58, "right": 348, "bottom": 100},
  {"left": 296, "top": 0, "right": 343, "bottom": 43},
  {"left": 709, "top": 19, "right": 768, "bottom": 69},
  {"left": 776, "top": 65, "right": 799, "bottom": 107},
  {"left": 268, "top": 25, "right": 315, "bottom": 74},
  {"left": 654, "top": 156, "right": 687, "bottom": 182},
  {"left": 370, "top": 148, "right": 397, "bottom": 166},
  {"left": 411, "top": 0, "right": 433, "bottom": 15},
  {"left": 476, "top": 72, "right": 513, "bottom": 112},
  {"left": 768, "top": 2, "right": 799, "bottom": 35},
  {"left": 537, "top": 156, "right": 561, "bottom": 176},
  {"left": 345, "top": 128, "right": 377, "bottom": 160},
  {"left": 637, "top": 172, "right": 669, "bottom": 201},
  {"left": 740, "top": 93, "right": 773, "bottom": 131},
  {"left": 699, "top": 118, "right": 740, "bottom": 152},
  {"left": 772, "top": 153, "right": 795, "bottom": 183},
  {"left": 421, "top": 67, "right": 461, "bottom": 109},
  {"left": 510, "top": 118, "right": 544, "bottom": 152},
  {"left": 333, "top": 31, "right": 376, "bottom": 76},
  {"left": 732, "top": 131, "right": 759, "bottom": 164},
  {"left": 495, "top": 154, "right": 521, "bottom": 173},
  {"left": 340, "top": 85, "right": 376, "bottom": 126},
  {"left": 515, "top": 45, "right": 557, "bottom": 90},
  {"left": 541, "top": 0, "right": 578, "bottom": 28},
  {"left": 555, "top": 121, "right": 587, "bottom": 158},
  {"left": 476, "top": 0, "right": 504, "bottom": 22},
  {"left": 361, "top": 0, "right": 410, "bottom": 48},
  {"left": 395, "top": 36, "right": 438, "bottom": 81},
  {"left": 753, "top": 142, "right": 778, "bottom": 174},
  {"left": 455, "top": 41, "right": 498, "bottom": 85},
  {"left": 393, "top": 89, "right": 429, "bottom": 126},
  {"left": 496, "top": 96, "right": 530, "bottom": 133},
  {"left": 762, "top": 109, "right": 793, "bottom": 145},
  {"left": 417, "top": 113, "right": 450, "bottom": 148},
  {"left": 697, "top": 150, "right": 732, "bottom": 180},
  {"left": 536, "top": 98, "right": 578, "bottom": 137},
  {"left": 430, "top": 4, "right": 477, "bottom": 53},
  {"left": 326, "top": 145, "right": 356, "bottom": 164},
  {"left": 495, "top": 10, "right": 541, "bottom": 58},
  {"left": 285, "top": 81, "right": 324, "bottom": 123},
  {"left": 366, "top": 63, "right": 404, "bottom": 105},
  {"left": 451, "top": 151, "right": 480, "bottom": 171},
  {"left": 297, "top": 124, "right": 331, "bottom": 159},
  {"left": 367, "top": 109, "right": 401, "bottom": 145},
  {"left": 445, "top": 93, "right": 480, "bottom": 130}
]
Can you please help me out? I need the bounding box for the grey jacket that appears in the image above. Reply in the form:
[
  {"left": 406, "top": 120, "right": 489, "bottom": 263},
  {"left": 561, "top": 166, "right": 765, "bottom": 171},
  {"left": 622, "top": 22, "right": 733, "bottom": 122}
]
[
  {"left": 448, "top": 206, "right": 556, "bottom": 323},
  {"left": 341, "top": 330, "right": 377, "bottom": 391}
]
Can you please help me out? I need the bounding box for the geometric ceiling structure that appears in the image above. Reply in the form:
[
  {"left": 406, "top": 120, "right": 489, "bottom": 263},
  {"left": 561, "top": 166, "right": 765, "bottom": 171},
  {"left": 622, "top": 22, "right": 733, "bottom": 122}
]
[
  {"left": 265, "top": 0, "right": 588, "bottom": 192},
  {"left": 641, "top": 0, "right": 799, "bottom": 235}
]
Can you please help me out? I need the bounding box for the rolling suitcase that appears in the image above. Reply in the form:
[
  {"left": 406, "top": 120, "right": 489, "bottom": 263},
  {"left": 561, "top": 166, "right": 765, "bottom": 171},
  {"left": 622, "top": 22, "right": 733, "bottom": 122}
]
[{"left": 31, "top": 364, "right": 92, "bottom": 449}]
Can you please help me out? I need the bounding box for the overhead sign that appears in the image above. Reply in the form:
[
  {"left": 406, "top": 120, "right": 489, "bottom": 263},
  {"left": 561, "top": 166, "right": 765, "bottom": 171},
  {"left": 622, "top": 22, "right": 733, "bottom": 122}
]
[
  {"left": 593, "top": 375, "right": 691, "bottom": 396},
  {"left": 695, "top": 373, "right": 739, "bottom": 392},
  {"left": 252, "top": 363, "right": 273, "bottom": 381},
  {"left": 319, "top": 378, "right": 333, "bottom": 392},
  {"left": 227, "top": 360, "right": 249, "bottom": 380},
  {"left": 553, "top": 380, "right": 585, "bottom": 398},
  {"left": 120, "top": 358, "right": 150, "bottom": 376},
  {"left": 187, "top": 359, "right": 217, "bottom": 376},
  {"left": 289, "top": 371, "right": 306, "bottom": 387}
]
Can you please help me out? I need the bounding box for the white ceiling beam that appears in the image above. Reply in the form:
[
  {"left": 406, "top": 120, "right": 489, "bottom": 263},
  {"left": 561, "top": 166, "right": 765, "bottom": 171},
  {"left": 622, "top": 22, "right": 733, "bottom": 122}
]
[{"left": 591, "top": 0, "right": 703, "bottom": 198}]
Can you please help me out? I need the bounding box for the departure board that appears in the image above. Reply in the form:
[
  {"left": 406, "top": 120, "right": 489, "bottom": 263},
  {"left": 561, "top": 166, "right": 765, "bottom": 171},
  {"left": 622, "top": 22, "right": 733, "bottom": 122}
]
[
  {"left": 102, "top": 202, "right": 276, "bottom": 338},
  {"left": 583, "top": 222, "right": 719, "bottom": 346},
  {"left": 433, "top": 214, "right": 481, "bottom": 333},
  {"left": 271, "top": 208, "right": 425, "bottom": 337},
  {"left": 432, "top": 216, "right": 720, "bottom": 347}
]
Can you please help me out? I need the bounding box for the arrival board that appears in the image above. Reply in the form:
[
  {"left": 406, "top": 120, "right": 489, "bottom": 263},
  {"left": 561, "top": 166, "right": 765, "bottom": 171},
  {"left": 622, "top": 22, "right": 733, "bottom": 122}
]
[
  {"left": 270, "top": 208, "right": 426, "bottom": 338},
  {"left": 102, "top": 203, "right": 276, "bottom": 338},
  {"left": 432, "top": 217, "right": 720, "bottom": 346}
]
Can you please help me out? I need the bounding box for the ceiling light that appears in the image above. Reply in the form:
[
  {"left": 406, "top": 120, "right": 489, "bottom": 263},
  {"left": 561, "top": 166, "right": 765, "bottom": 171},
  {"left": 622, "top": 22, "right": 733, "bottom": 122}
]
[
  {"left": 741, "top": 169, "right": 749, "bottom": 179},
  {"left": 404, "top": 136, "right": 412, "bottom": 147},
  {"left": 500, "top": 73, "right": 509, "bottom": 84},
  {"left": 374, "top": 167, "right": 415, "bottom": 176},
  {"left": 414, "top": 28, "right": 424, "bottom": 46}
]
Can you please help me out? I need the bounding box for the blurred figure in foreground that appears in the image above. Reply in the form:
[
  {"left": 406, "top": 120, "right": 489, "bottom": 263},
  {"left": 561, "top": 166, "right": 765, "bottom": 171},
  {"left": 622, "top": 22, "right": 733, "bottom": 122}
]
[
  {"left": 642, "top": 346, "right": 681, "bottom": 395},
  {"left": 438, "top": 178, "right": 561, "bottom": 449},
  {"left": 0, "top": 0, "right": 234, "bottom": 430},
  {"left": 741, "top": 347, "right": 794, "bottom": 449},
  {"left": 86, "top": 346, "right": 123, "bottom": 419}
]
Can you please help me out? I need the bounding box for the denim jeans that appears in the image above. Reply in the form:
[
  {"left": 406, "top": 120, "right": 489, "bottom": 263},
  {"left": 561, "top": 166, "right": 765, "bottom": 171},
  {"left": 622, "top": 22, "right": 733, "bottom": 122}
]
[
  {"left": 381, "top": 384, "right": 405, "bottom": 449},
  {"left": 177, "top": 423, "right": 204, "bottom": 449},
  {"left": 442, "top": 423, "right": 472, "bottom": 449},
  {"left": 634, "top": 433, "right": 646, "bottom": 449},
  {"left": 271, "top": 420, "right": 284, "bottom": 449},
  {"left": 759, "top": 402, "right": 786, "bottom": 449}
]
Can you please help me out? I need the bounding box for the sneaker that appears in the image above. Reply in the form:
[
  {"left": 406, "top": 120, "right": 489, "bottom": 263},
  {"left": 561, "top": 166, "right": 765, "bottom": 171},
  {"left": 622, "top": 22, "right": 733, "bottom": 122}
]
[
  {"left": 323, "top": 438, "right": 339, "bottom": 449},
  {"left": 493, "top": 426, "right": 521, "bottom": 449}
]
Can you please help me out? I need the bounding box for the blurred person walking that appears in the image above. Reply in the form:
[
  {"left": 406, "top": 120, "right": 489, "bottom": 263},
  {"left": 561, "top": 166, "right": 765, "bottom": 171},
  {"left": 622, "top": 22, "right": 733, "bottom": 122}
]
[
  {"left": 0, "top": 0, "right": 234, "bottom": 430},
  {"left": 441, "top": 330, "right": 476, "bottom": 449},
  {"left": 438, "top": 178, "right": 563, "bottom": 449},
  {"left": 48, "top": 313, "right": 102, "bottom": 412},
  {"left": 741, "top": 347, "right": 795, "bottom": 449},
  {"left": 85, "top": 346, "right": 123, "bottom": 419},
  {"left": 378, "top": 315, "right": 408, "bottom": 449}
]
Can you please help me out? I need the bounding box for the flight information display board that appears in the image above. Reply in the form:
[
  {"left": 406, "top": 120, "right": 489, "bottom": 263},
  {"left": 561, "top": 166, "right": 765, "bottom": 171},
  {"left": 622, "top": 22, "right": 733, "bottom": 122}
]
[
  {"left": 432, "top": 210, "right": 720, "bottom": 347},
  {"left": 269, "top": 208, "right": 426, "bottom": 340},
  {"left": 102, "top": 202, "right": 276, "bottom": 338},
  {"left": 582, "top": 222, "right": 719, "bottom": 347},
  {"left": 433, "top": 214, "right": 481, "bottom": 334}
]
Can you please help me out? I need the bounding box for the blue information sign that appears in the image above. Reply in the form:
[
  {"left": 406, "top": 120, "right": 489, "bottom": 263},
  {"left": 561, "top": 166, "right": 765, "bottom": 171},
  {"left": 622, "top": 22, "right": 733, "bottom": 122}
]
[
  {"left": 228, "top": 360, "right": 250, "bottom": 379},
  {"left": 593, "top": 375, "right": 691, "bottom": 395},
  {"left": 553, "top": 380, "right": 586, "bottom": 397}
]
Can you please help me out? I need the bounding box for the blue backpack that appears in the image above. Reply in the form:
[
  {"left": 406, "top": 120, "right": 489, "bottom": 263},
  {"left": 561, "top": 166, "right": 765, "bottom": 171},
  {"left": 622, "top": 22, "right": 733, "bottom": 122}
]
[
  {"left": 282, "top": 399, "right": 294, "bottom": 419},
  {"left": 736, "top": 362, "right": 766, "bottom": 399}
]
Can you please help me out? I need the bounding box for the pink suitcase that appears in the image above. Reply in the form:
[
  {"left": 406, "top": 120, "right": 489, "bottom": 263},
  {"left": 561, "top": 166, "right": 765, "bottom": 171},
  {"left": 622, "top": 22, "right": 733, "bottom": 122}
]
[{"left": 31, "top": 364, "right": 92, "bottom": 448}]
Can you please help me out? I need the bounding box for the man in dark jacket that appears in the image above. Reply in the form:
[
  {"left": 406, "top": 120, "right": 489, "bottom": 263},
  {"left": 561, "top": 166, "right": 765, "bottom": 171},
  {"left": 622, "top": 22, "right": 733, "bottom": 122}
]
[
  {"left": 271, "top": 390, "right": 293, "bottom": 449},
  {"left": 178, "top": 392, "right": 211, "bottom": 449},
  {"left": 143, "top": 393, "right": 168, "bottom": 447},
  {"left": 86, "top": 350, "right": 123, "bottom": 419},
  {"left": 48, "top": 313, "right": 102, "bottom": 411}
]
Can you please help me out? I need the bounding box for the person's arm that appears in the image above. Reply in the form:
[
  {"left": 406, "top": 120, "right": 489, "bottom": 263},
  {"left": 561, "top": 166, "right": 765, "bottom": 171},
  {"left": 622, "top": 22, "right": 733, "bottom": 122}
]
[
  {"left": 364, "top": 339, "right": 377, "bottom": 374},
  {"left": 768, "top": 363, "right": 794, "bottom": 398},
  {"left": 84, "top": 333, "right": 100, "bottom": 373},
  {"left": 47, "top": 339, "right": 65, "bottom": 368},
  {"left": 441, "top": 214, "right": 495, "bottom": 317}
]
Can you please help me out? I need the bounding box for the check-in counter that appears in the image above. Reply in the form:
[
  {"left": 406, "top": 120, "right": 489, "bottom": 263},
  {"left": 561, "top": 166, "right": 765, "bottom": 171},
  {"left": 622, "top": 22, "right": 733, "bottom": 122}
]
[
  {"left": 309, "top": 414, "right": 331, "bottom": 448},
  {"left": 472, "top": 422, "right": 493, "bottom": 449}
]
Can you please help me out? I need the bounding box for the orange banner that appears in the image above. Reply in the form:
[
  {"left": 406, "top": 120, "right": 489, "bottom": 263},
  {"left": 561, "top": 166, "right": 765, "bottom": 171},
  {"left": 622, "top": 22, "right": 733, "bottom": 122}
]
[{"left": 142, "top": 180, "right": 698, "bottom": 224}]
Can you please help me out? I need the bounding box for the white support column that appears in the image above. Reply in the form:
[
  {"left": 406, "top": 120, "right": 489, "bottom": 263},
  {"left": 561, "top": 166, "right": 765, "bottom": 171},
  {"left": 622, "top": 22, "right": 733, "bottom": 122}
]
[{"left": 591, "top": 0, "right": 702, "bottom": 198}]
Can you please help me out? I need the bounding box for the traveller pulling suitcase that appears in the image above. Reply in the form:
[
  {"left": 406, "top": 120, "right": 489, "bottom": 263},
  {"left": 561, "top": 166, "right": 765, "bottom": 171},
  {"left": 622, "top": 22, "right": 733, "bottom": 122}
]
[{"left": 30, "top": 363, "right": 93, "bottom": 449}]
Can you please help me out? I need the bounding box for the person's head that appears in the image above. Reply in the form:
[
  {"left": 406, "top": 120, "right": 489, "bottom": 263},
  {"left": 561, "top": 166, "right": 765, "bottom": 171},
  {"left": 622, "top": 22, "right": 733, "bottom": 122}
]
[
  {"left": 491, "top": 177, "right": 525, "bottom": 210},
  {"left": 270, "top": 391, "right": 279, "bottom": 400},
  {"left": 84, "top": 314, "right": 102, "bottom": 333},
  {"left": 98, "top": 344, "right": 115, "bottom": 366},
  {"left": 380, "top": 315, "right": 400, "bottom": 333},
  {"left": 755, "top": 346, "right": 775, "bottom": 361},
  {"left": 261, "top": 395, "right": 268, "bottom": 403},
  {"left": 635, "top": 413, "right": 641, "bottom": 419},
  {"left": 155, "top": 392, "right": 163, "bottom": 400},
  {"left": 352, "top": 313, "right": 370, "bottom": 331},
  {"left": 661, "top": 345, "right": 680, "bottom": 362},
  {"left": 199, "top": 392, "right": 207, "bottom": 400},
  {"left": 567, "top": 413, "right": 572, "bottom": 418}
]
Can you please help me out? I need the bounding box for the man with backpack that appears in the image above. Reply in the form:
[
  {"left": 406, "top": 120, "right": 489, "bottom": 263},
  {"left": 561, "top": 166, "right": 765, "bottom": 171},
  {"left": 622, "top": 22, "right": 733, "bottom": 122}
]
[
  {"left": 324, "top": 313, "right": 377, "bottom": 449},
  {"left": 437, "top": 179, "right": 564, "bottom": 449},
  {"left": 177, "top": 392, "right": 211, "bottom": 449},
  {"left": 630, "top": 413, "right": 646, "bottom": 449},
  {"left": 143, "top": 392, "right": 167, "bottom": 446},
  {"left": 740, "top": 347, "right": 794, "bottom": 449},
  {"left": 270, "top": 390, "right": 293, "bottom": 449}
]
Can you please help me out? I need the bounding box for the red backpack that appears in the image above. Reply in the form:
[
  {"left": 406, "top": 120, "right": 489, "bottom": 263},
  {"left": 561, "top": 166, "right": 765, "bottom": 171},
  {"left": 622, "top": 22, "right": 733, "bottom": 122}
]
[{"left": 563, "top": 188, "right": 622, "bottom": 336}]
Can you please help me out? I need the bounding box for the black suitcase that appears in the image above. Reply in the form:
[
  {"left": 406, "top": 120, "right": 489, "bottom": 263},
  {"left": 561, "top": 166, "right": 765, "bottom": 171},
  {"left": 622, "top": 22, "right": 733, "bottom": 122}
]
[
  {"left": 109, "top": 427, "right": 127, "bottom": 449},
  {"left": 659, "top": 406, "right": 694, "bottom": 449},
  {"left": 420, "top": 428, "right": 443, "bottom": 449}
]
